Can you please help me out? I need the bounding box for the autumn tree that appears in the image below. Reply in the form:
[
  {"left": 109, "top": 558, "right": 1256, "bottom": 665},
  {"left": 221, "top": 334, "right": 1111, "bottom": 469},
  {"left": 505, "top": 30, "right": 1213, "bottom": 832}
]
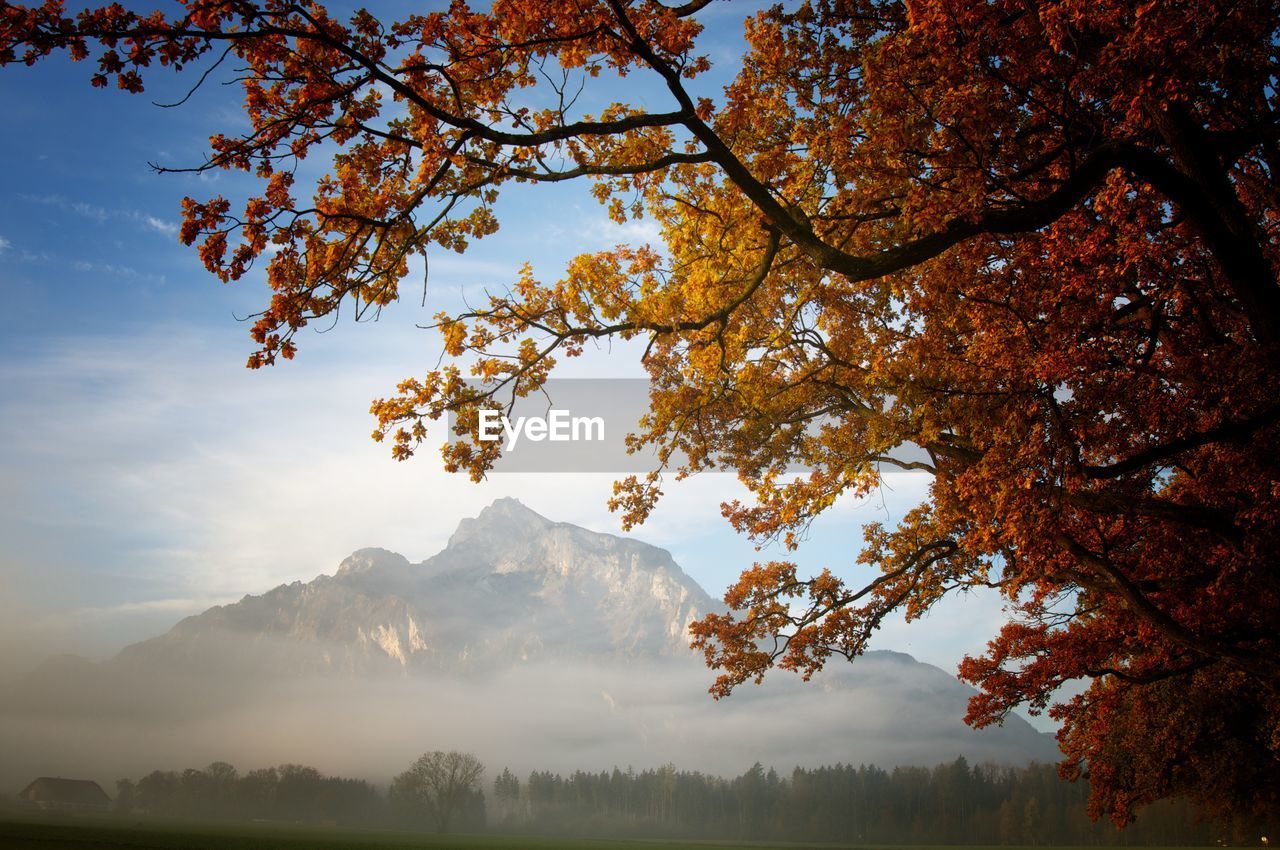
[
  {"left": 391, "top": 750, "right": 485, "bottom": 833},
  {"left": 3, "top": 0, "right": 1279, "bottom": 825}
]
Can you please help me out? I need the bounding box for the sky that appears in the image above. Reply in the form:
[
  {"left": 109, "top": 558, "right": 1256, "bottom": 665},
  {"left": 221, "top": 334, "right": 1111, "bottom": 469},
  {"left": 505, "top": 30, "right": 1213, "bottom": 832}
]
[{"left": 0, "top": 2, "right": 1025, "bottom": 724}]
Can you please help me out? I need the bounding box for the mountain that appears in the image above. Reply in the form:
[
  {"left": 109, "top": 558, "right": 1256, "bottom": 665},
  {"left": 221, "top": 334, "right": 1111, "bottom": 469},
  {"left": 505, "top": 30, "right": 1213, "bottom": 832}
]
[
  {"left": 0, "top": 498, "right": 1060, "bottom": 789},
  {"left": 117, "top": 498, "right": 716, "bottom": 676}
]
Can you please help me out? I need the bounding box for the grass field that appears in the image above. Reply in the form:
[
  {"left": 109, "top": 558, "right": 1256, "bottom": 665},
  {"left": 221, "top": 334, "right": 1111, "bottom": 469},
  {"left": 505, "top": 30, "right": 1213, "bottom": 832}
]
[
  {"left": 0, "top": 817, "right": 653, "bottom": 850},
  {"left": 0, "top": 816, "right": 1215, "bottom": 850},
  {"left": 0, "top": 814, "right": 870, "bottom": 850},
  {"left": 0, "top": 816, "right": 651, "bottom": 849}
]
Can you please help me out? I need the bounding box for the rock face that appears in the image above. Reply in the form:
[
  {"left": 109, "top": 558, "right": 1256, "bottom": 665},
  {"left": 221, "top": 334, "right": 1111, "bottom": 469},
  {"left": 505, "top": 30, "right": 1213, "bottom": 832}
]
[{"left": 118, "top": 498, "right": 718, "bottom": 676}]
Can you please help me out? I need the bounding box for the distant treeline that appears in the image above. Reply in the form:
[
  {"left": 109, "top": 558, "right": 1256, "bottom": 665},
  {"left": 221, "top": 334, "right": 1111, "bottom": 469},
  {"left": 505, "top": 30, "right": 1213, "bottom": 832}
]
[
  {"left": 114, "top": 762, "right": 483, "bottom": 832},
  {"left": 492, "top": 759, "right": 1264, "bottom": 845},
  {"left": 109, "top": 757, "right": 1268, "bottom": 844}
]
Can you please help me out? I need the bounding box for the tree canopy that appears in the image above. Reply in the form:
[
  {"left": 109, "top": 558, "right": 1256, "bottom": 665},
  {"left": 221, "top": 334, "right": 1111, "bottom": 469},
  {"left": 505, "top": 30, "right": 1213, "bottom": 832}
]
[
  {"left": 392, "top": 751, "right": 485, "bottom": 833},
  {"left": 3, "top": 0, "right": 1278, "bottom": 825}
]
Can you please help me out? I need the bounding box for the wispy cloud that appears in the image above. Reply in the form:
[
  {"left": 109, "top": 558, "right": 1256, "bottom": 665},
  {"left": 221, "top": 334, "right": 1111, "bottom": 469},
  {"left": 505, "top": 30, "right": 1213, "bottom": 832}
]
[
  {"left": 0, "top": 236, "right": 11, "bottom": 253},
  {"left": 76, "top": 595, "right": 239, "bottom": 619},
  {"left": 591, "top": 216, "right": 663, "bottom": 246},
  {"left": 143, "top": 215, "right": 178, "bottom": 236},
  {"left": 71, "top": 259, "right": 167, "bottom": 284},
  {"left": 20, "top": 193, "right": 178, "bottom": 238},
  {"left": 21, "top": 192, "right": 113, "bottom": 222}
]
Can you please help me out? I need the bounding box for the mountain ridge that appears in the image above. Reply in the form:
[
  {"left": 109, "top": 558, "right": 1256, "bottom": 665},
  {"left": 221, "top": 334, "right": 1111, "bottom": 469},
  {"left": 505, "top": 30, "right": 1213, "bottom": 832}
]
[
  {"left": 118, "top": 497, "right": 717, "bottom": 675},
  {"left": 0, "top": 498, "right": 1061, "bottom": 787}
]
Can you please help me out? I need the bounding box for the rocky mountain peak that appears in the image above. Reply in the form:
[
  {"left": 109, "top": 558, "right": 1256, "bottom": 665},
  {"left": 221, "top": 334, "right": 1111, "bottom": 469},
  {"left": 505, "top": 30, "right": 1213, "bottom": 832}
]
[
  {"left": 119, "top": 499, "right": 720, "bottom": 673},
  {"left": 446, "top": 497, "right": 554, "bottom": 549},
  {"left": 335, "top": 547, "right": 410, "bottom": 578}
]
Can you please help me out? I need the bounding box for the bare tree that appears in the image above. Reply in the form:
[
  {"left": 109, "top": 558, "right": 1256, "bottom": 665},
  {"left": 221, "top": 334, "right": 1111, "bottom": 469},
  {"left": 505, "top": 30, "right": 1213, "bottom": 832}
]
[{"left": 392, "top": 751, "right": 484, "bottom": 833}]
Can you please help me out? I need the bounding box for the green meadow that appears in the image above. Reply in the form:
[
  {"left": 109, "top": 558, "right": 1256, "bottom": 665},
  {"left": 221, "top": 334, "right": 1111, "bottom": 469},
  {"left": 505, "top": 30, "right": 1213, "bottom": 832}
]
[{"left": 0, "top": 815, "right": 1214, "bottom": 850}]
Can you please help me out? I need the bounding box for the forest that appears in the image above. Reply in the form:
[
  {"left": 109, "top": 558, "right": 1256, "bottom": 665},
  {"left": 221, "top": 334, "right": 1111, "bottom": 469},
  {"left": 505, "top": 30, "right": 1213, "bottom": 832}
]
[{"left": 78, "top": 758, "right": 1273, "bottom": 845}]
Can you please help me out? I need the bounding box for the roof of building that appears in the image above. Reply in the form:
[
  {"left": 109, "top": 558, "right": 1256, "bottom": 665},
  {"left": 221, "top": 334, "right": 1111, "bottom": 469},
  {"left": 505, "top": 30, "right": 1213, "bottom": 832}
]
[{"left": 17, "top": 777, "right": 111, "bottom": 806}]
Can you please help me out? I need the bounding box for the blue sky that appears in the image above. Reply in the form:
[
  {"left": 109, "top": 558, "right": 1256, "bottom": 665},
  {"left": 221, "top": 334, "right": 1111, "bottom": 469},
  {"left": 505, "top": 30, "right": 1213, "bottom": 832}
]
[{"left": 0, "top": 2, "right": 1025, "bottom": 723}]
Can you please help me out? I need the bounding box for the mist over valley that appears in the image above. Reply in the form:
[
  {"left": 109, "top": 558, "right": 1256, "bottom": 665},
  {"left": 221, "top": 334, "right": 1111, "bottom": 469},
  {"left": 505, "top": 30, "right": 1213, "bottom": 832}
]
[{"left": 0, "top": 499, "right": 1055, "bottom": 794}]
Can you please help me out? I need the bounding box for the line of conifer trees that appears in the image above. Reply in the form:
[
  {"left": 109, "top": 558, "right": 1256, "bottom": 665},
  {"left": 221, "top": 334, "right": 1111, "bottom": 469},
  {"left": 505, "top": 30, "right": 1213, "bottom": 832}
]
[
  {"left": 492, "top": 758, "right": 1267, "bottom": 845},
  {"left": 105, "top": 757, "right": 1271, "bottom": 844}
]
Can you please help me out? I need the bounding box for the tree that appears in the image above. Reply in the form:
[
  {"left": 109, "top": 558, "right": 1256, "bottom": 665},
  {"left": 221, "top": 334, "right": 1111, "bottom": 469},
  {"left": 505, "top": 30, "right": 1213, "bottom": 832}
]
[
  {"left": 275, "top": 763, "right": 324, "bottom": 822},
  {"left": 3, "top": 0, "right": 1278, "bottom": 824},
  {"left": 134, "top": 769, "right": 179, "bottom": 815},
  {"left": 239, "top": 766, "right": 279, "bottom": 820},
  {"left": 113, "top": 778, "right": 135, "bottom": 814},
  {"left": 491, "top": 766, "right": 522, "bottom": 825},
  {"left": 203, "top": 761, "right": 239, "bottom": 818},
  {"left": 391, "top": 750, "right": 484, "bottom": 833}
]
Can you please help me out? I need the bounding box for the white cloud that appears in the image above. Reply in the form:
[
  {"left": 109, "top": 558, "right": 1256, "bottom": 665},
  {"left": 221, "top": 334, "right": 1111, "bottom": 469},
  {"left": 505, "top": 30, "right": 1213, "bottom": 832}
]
[
  {"left": 76, "top": 596, "right": 240, "bottom": 618},
  {"left": 70, "top": 259, "right": 166, "bottom": 283},
  {"left": 591, "top": 215, "right": 664, "bottom": 245},
  {"left": 0, "top": 236, "right": 11, "bottom": 252},
  {"left": 19, "top": 192, "right": 180, "bottom": 238},
  {"left": 20, "top": 192, "right": 109, "bottom": 221},
  {"left": 144, "top": 215, "right": 178, "bottom": 236}
]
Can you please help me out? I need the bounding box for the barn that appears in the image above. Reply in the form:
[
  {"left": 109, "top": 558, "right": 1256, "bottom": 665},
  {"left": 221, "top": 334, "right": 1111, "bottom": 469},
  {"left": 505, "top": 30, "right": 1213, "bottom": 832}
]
[{"left": 17, "top": 777, "right": 111, "bottom": 811}]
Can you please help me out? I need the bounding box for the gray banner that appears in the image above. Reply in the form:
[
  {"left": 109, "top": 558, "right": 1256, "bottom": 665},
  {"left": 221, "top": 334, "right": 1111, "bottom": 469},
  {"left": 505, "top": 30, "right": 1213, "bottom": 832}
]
[
  {"left": 449, "top": 379, "right": 659, "bottom": 472},
  {"left": 447, "top": 378, "right": 933, "bottom": 474}
]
